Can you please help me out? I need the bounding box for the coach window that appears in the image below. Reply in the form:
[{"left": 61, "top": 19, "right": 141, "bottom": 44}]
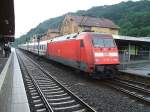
[{"left": 80, "top": 40, "right": 84, "bottom": 47}]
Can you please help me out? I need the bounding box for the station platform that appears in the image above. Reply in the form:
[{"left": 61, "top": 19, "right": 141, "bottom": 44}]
[
  {"left": 120, "top": 62, "right": 150, "bottom": 78},
  {"left": 0, "top": 48, "right": 30, "bottom": 112},
  {"left": 118, "top": 62, "right": 150, "bottom": 85},
  {"left": 0, "top": 57, "right": 8, "bottom": 74}
]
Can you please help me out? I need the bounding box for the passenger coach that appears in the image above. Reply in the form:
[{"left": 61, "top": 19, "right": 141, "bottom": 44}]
[{"left": 47, "top": 32, "right": 119, "bottom": 78}]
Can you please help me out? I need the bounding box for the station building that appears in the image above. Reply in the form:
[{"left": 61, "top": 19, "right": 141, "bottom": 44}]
[
  {"left": 0, "top": 0, "right": 15, "bottom": 56},
  {"left": 113, "top": 35, "right": 150, "bottom": 61},
  {"left": 60, "top": 15, "right": 119, "bottom": 35}
]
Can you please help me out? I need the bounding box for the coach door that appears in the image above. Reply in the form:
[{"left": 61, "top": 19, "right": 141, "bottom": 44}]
[{"left": 78, "top": 40, "right": 86, "bottom": 71}]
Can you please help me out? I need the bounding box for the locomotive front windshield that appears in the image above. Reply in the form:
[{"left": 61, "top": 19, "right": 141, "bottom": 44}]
[{"left": 92, "top": 36, "right": 115, "bottom": 48}]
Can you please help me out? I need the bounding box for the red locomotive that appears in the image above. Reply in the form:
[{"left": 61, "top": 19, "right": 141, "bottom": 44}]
[
  {"left": 47, "top": 32, "right": 119, "bottom": 78},
  {"left": 20, "top": 32, "right": 119, "bottom": 78}
]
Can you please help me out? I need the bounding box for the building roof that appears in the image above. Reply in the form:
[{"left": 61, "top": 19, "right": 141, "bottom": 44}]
[
  {"left": 113, "top": 35, "right": 150, "bottom": 42},
  {"left": 0, "top": 0, "right": 15, "bottom": 42},
  {"left": 67, "top": 15, "right": 119, "bottom": 29}
]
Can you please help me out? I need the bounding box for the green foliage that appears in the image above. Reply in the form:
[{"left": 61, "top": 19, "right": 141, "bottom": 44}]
[{"left": 14, "top": 0, "right": 150, "bottom": 46}]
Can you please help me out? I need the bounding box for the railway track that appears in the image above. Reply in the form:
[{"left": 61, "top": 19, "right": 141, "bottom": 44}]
[
  {"left": 17, "top": 50, "right": 96, "bottom": 112},
  {"left": 104, "top": 78, "right": 150, "bottom": 105}
]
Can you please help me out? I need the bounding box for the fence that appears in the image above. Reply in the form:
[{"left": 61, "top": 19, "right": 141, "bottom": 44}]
[{"left": 118, "top": 50, "right": 150, "bottom": 70}]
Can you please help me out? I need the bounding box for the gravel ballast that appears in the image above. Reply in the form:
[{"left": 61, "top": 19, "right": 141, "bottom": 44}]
[{"left": 20, "top": 50, "right": 150, "bottom": 112}]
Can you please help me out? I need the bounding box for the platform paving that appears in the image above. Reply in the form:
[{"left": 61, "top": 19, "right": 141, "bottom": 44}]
[
  {"left": 0, "top": 57, "right": 8, "bottom": 74},
  {"left": 0, "top": 48, "right": 30, "bottom": 112}
]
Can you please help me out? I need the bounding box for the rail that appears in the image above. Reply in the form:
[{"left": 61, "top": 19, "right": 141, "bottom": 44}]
[
  {"left": 104, "top": 78, "right": 150, "bottom": 105},
  {"left": 17, "top": 50, "right": 96, "bottom": 112}
]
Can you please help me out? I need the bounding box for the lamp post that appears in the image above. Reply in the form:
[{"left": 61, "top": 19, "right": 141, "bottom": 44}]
[
  {"left": 37, "top": 35, "right": 40, "bottom": 58},
  {"left": 33, "top": 35, "right": 36, "bottom": 52},
  {"left": 26, "top": 37, "right": 29, "bottom": 50},
  {"left": 36, "top": 33, "right": 45, "bottom": 58}
]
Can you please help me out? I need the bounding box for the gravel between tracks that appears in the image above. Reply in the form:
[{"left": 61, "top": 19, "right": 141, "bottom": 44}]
[{"left": 20, "top": 50, "right": 150, "bottom": 112}]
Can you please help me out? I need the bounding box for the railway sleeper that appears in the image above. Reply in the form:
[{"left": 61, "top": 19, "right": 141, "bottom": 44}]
[
  {"left": 40, "top": 85, "right": 59, "bottom": 89},
  {"left": 33, "top": 99, "right": 42, "bottom": 103},
  {"left": 36, "top": 108, "right": 47, "bottom": 112},
  {"left": 46, "top": 93, "right": 68, "bottom": 97},
  {"left": 72, "top": 108, "right": 86, "bottom": 112},
  {"left": 31, "top": 92, "right": 39, "bottom": 96},
  {"left": 29, "top": 89, "right": 37, "bottom": 93},
  {"left": 36, "top": 79, "right": 51, "bottom": 81},
  {"left": 39, "top": 83, "right": 57, "bottom": 87},
  {"left": 50, "top": 101, "right": 80, "bottom": 110},
  {"left": 50, "top": 100, "right": 75, "bottom": 106},
  {"left": 44, "top": 90, "right": 64, "bottom": 95},
  {"left": 27, "top": 84, "right": 34, "bottom": 88},
  {"left": 32, "top": 95, "right": 40, "bottom": 99},
  {"left": 46, "top": 94, "right": 70, "bottom": 101},
  {"left": 34, "top": 76, "right": 48, "bottom": 79},
  {"left": 37, "top": 82, "right": 55, "bottom": 85},
  {"left": 34, "top": 103, "right": 45, "bottom": 109},
  {"left": 53, "top": 104, "right": 82, "bottom": 112},
  {"left": 47, "top": 96, "right": 71, "bottom": 101},
  {"left": 42, "top": 88, "right": 61, "bottom": 92}
]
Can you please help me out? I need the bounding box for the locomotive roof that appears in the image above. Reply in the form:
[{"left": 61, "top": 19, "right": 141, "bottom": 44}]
[
  {"left": 19, "top": 32, "right": 114, "bottom": 47},
  {"left": 49, "top": 33, "right": 78, "bottom": 42},
  {"left": 49, "top": 32, "right": 113, "bottom": 42},
  {"left": 20, "top": 40, "right": 48, "bottom": 46}
]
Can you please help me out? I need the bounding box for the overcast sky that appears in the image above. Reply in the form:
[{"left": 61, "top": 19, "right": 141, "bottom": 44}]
[{"left": 14, "top": 0, "right": 137, "bottom": 38}]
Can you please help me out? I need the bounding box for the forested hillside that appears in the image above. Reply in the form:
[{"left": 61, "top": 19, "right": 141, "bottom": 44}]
[{"left": 15, "top": 0, "right": 150, "bottom": 45}]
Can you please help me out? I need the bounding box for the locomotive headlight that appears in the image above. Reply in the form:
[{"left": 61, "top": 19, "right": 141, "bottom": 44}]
[
  {"left": 109, "top": 52, "right": 118, "bottom": 57},
  {"left": 95, "top": 52, "right": 104, "bottom": 57}
]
